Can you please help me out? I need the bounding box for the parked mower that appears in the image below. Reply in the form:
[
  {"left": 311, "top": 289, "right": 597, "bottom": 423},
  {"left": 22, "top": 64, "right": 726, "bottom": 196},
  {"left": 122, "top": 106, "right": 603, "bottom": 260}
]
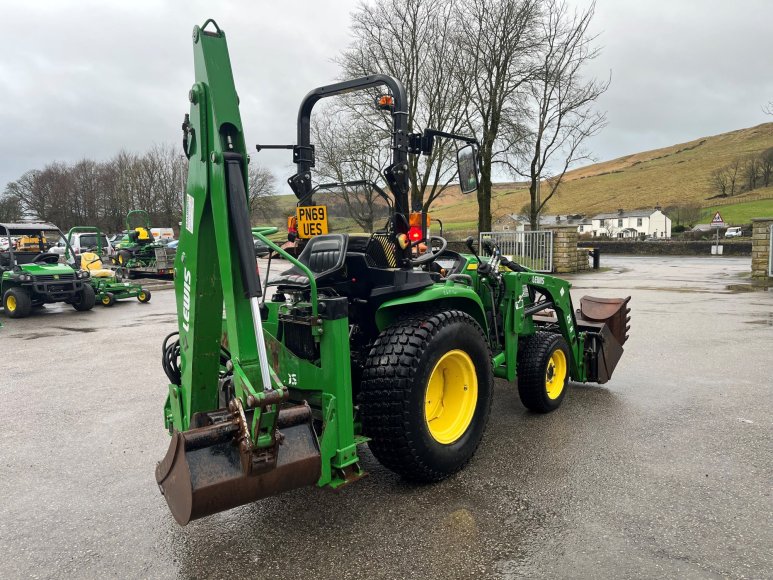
[
  {"left": 155, "top": 21, "right": 631, "bottom": 525},
  {"left": 0, "top": 222, "right": 94, "bottom": 318},
  {"left": 67, "top": 227, "right": 152, "bottom": 307},
  {"left": 113, "top": 210, "right": 175, "bottom": 277}
]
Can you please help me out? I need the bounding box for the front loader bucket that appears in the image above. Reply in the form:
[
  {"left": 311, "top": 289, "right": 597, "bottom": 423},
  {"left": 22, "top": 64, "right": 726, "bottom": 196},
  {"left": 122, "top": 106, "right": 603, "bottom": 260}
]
[
  {"left": 155, "top": 405, "right": 321, "bottom": 525},
  {"left": 576, "top": 296, "right": 631, "bottom": 384}
]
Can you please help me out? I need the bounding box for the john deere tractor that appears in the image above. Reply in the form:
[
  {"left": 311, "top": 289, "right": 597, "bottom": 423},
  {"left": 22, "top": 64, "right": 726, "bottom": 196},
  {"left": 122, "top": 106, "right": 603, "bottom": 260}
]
[
  {"left": 0, "top": 222, "right": 94, "bottom": 318},
  {"left": 155, "top": 21, "right": 631, "bottom": 525}
]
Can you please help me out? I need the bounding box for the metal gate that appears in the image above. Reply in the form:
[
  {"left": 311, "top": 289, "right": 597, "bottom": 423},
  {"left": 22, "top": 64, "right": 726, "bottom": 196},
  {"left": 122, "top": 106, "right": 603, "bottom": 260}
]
[
  {"left": 479, "top": 230, "right": 554, "bottom": 273},
  {"left": 769, "top": 224, "right": 773, "bottom": 277}
]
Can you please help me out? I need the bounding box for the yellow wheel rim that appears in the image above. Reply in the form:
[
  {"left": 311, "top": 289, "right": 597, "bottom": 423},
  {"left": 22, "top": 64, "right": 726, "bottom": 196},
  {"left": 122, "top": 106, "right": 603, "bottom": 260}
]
[
  {"left": 102, "top": 296, "right": 111, "bottom": 305},
  {"left": 7, "top": 295, "right": 17, "bottom": 311},
  {"left": 424, "top": 349, "right": 478, "bottom": 444},
  {"left": 545, "top": 349, "right": 567, "bottom": 400},
  {"left": 139, "top": 292, "right": 146, "bottom": 301}
]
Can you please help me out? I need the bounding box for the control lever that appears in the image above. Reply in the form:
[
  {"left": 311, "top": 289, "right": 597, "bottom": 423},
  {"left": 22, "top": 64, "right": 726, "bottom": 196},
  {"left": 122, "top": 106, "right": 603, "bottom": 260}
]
[{"left": 465, "top": 236, "right": 491, "bottom": 276}]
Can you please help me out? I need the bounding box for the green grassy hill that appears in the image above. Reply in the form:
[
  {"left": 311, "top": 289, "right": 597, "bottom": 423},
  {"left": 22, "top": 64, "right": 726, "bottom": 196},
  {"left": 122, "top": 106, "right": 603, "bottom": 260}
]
[{"left": 432, "top": 122, "right": 773, "bottom": 228}]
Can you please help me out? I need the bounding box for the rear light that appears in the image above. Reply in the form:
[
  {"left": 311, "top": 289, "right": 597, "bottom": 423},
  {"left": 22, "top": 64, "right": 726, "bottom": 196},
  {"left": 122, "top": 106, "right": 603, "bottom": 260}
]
[{"left": 408, "top": 226, "right": 422, "bottom": 243}]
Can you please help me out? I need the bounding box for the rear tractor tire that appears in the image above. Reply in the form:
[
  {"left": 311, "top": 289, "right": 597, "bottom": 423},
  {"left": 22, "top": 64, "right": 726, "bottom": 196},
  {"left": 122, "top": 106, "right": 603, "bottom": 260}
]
[
  {"left": 101, "top": 292, "right": 116, "bottom": 307},
  {"left": 137, "top": 289, "right": 151, "bottom": 303},
  {"left": 3, "top": 287, "right": 32, "bottom": 318},
  {"left": 360, "top": 310, "right": 493, "bottom": 483},
  {"left": 517, "top": 332, "right": 570, "bottom": 413},
  {"left": 72, "top": 284, "right": 96, "bottom": 312}
]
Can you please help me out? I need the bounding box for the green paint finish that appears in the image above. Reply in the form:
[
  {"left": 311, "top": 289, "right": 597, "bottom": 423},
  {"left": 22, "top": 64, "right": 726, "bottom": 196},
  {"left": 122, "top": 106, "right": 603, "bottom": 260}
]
[{"left": 375, "top": 282, "right": 488, "bottom": 332}]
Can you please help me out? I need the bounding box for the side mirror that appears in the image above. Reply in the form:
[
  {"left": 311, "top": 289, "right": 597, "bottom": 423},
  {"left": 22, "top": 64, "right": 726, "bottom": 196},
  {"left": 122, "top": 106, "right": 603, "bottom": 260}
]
[
  {"left": 457, "top": 144, "right": 479, "bottom": 194},
  {"left": 464, "top": 236, "right": 476, "bottom": 252}
]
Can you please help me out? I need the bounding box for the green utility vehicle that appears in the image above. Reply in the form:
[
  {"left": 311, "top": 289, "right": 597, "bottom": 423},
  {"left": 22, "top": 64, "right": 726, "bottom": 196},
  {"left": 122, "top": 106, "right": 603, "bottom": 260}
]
[
  {"left": 155, "top": 21, "right": 631, "bottom": 525},
  {"left": 67, "top": 226, "right": 152, "bottom": 306},
  {"left": 113, "top": 210, "right": 175, "bottom": 277},
  {"left": 0, "top": 223, "right": 94, "bottom": 318}
]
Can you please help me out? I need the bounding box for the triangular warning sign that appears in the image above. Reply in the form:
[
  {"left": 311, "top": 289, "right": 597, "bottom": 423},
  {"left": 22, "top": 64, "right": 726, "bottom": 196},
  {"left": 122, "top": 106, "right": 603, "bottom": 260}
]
[{"left": 711, "top": 211, "right": 724, "bottom": 224}]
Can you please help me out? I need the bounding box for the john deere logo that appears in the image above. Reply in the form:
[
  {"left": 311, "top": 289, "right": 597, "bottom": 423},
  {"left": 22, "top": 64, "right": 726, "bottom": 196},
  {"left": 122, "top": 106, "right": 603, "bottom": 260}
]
[{"left": 53, "top": 275, "right": 59, "bottom": 280}]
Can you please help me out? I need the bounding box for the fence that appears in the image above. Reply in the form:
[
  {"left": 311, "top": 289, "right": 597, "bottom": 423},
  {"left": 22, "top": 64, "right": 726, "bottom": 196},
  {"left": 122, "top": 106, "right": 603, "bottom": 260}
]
[
  {"left": 702, "top": 190, "right": 773, "bottom": 208},
  {"left": 479, "top": 230, "right": 553, "bottom": 273}
]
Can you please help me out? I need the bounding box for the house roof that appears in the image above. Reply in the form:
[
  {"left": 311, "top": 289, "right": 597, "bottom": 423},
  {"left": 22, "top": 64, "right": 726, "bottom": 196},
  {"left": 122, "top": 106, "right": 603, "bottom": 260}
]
[
  {"left": 592, "top": 209, "right": 659, "bottom": 219},
  {"left": 497, "top": 213, "right": 587, "bottom": 225}
]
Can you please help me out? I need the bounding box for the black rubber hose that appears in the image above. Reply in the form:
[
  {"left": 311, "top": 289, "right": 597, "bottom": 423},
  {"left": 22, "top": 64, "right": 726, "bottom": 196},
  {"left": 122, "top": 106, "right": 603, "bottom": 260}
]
[{"left": 224, "top": 152, "right": 261, "bottom": 298}]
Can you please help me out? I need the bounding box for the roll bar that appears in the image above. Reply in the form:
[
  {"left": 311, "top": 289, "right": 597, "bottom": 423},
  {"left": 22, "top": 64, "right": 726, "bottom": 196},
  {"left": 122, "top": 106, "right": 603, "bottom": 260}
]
[{"left": 292, "top": 75, "right": 410, "bottom": 217}]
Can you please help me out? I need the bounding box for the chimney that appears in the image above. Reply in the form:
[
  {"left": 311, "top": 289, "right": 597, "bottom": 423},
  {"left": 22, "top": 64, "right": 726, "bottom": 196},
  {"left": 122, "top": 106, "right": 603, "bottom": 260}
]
[
  {"left": 617, "top": 208, "right": 624, "bottom": 215},
  {"left": 654, "top": 203, "right": 661, "bottom": 212},
  {"left": 556, "top": 215, "right": 561, "bottom": 222}
]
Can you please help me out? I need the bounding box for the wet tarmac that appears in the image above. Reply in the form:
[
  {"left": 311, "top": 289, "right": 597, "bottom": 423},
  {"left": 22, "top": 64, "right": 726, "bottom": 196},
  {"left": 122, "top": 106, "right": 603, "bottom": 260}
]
[{"left": 0, "top": 256, "right": 771, "bottom": 579}]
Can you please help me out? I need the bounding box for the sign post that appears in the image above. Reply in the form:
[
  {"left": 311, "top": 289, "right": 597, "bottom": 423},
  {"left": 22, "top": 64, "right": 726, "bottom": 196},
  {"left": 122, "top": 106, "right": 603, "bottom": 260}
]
[{"left": 710, "top": 211, "right": 725, "bottom": 255}]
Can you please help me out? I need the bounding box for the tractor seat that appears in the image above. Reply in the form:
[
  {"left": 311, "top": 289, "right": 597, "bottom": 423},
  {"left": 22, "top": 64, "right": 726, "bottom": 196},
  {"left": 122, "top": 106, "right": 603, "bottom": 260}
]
[
  {"left": 270, "top": 234, "right": 349, "bottom": 289},
  {"left": 80, "top": 252, "right": 115, "bottom": 278}
]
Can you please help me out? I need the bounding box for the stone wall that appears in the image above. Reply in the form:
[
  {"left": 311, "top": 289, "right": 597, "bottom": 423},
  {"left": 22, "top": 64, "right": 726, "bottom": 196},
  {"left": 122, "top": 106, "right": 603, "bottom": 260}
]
[
  {"left": 751, "top": 217, "right": 773, "bottom": 279},
  {"left": 545, "top": 225, "right": 589, "bottom": 274},
  {"left": 577, "top": 240, "right": 752, "bottom": 256}
]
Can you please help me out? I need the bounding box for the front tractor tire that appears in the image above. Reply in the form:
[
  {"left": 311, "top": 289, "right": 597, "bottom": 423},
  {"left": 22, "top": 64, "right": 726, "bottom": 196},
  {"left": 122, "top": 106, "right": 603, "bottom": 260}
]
[
  {"left": 72, "top": 284, "right": 96, "bottom": 312},
  {"left": 101, "top": 292, "right": 116, "bottom": 307},
  {"left": 517, "top": 332, "right": 570, "bottom": 413},
  {"left": 360, "top": 310, "right": 493, "bottom": 483},
  {"left": 3, "top": 287, "right": 32, "bottom": 318},
  {"left": 137, "top": 289, "right": 151, "bottom": 303}
]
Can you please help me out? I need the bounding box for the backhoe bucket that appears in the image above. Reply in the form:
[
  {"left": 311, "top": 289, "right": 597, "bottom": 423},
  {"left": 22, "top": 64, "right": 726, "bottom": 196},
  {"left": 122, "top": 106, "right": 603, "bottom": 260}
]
[
  {"left": 156, "top": 405, "right": 321, "bottom": 525},
  {"left": 576, "top": 296, "right": 631, "bottom": 384}
]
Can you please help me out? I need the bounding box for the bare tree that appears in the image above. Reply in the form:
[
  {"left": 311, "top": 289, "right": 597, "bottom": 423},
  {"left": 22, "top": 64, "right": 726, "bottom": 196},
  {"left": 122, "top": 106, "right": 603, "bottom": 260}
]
[
  {"left": 336, "top": 0, "right": 467, "bottom": 212},
  {"left": 742, "top": 155, "right": 759, "bottom": 192},
  {"left": 710, "top": 167, "right": 729, "bottom": 196},
  {"left": 0, "top": 193, "right": 22, "bottom": 222},
  {"left": 759, "top": 147, "right": 773, "bottom": 188},
  {"left": 456, "top": 0, "right": 540, "bottom": 232},
  {"left": 248, "top": 164, "right": 278, "bottom": 223},
  {"left": 312, "top": 112, "right": 391, "bottom": 232},
  {"left": 764, "top": 101, "right": 773, "bottom": 115},
  {"left": 517, "top": 0, "right": 609, "bottom": 229}
]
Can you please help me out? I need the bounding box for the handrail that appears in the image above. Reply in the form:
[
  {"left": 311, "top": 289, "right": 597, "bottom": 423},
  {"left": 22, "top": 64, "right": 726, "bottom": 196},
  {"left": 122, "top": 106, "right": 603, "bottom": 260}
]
[{"left": 251, "top": 227, "right": 318, "bottom": 318}]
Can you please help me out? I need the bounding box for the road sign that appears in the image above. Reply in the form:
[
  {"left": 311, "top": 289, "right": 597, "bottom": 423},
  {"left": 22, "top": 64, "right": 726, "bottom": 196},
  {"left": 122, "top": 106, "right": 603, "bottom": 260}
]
[{"left": 710, "top": 211, "right": 725, "bottom": 228}]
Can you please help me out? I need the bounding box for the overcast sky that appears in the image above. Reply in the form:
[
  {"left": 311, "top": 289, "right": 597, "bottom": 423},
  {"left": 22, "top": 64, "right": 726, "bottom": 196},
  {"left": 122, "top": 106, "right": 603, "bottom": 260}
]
[{"left": 1, "top": 0, "right": 772, "bottom": 193}]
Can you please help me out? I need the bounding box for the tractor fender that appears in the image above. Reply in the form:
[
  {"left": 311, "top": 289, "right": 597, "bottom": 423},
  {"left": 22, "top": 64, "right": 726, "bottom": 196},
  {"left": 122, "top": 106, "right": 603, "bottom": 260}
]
[{"left": 375, "top": 284, "right": 488, "bottom": 333}]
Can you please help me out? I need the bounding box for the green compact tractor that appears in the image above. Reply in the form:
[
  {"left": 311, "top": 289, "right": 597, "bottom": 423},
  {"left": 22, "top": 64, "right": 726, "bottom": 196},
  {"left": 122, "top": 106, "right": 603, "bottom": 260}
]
[
  {"left": 113, "top": 210, "right": 175, "bottom": 277},
  {"left": 67, "top": 227, "right": 152, "bottom": 306},
  {"left": 155, "top": 21, "right": 631, "bottom": 525},
  {"left": 0, "top": 222, "right": 95, "bottom": 318}
]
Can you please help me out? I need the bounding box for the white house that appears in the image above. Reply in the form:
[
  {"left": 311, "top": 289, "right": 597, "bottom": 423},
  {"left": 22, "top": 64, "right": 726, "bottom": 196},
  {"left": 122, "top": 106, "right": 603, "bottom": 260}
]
[
  {"left": 589, "top": 207, "right": 671, "bottom": 239},
  {"left": 494, "top": 213, "right": 589, "bottom": 232}
]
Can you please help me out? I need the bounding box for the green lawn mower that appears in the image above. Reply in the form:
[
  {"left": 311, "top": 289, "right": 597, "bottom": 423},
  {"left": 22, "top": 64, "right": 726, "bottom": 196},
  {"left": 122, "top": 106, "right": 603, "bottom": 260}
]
[
  {"left": 0, "top": 222, "right": 94, "bottom": 318},
  {"left": 113, "top": 210, "right": 175, "bottom": 277},
  {"left": 68, "top": 227, "right": 152, "bottom": 306},
  {"left": 155, "top": 21, "right": 631, "bottom": 525}
]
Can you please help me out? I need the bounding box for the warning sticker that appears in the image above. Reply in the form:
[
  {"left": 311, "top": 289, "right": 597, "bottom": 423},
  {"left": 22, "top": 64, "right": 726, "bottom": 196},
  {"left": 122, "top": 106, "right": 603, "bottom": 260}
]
[{"left": 186, "top": 194, "right": 194, "bottom": 233}]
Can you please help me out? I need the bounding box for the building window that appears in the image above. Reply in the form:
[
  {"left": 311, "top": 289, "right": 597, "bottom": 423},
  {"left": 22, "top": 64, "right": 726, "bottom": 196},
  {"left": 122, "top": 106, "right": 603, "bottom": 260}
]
[
  {"left": 617, "top": 218, "right": 623, "bottom": 227},
  {"left": 637, "top": 218, "right": 643, "bottom": 227},
  {"left": 579, "top": 225, "right": 584, "bottom": 232}
]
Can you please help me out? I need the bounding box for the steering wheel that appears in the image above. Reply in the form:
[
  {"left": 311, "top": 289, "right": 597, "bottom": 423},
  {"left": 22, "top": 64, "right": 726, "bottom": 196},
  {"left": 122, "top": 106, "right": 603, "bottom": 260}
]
[
  {"left": 33, "top": 253, "right": 60, "bottom": 264},
  {"left": 410, "top": 235, "right": 448, "bottom": 267}
]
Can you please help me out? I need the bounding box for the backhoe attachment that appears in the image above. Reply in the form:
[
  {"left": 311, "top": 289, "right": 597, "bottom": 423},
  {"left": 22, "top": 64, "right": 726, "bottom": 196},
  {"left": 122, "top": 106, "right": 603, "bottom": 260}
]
[{"left": 156, "top": 20, "right": 320, "bottom": 524}]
